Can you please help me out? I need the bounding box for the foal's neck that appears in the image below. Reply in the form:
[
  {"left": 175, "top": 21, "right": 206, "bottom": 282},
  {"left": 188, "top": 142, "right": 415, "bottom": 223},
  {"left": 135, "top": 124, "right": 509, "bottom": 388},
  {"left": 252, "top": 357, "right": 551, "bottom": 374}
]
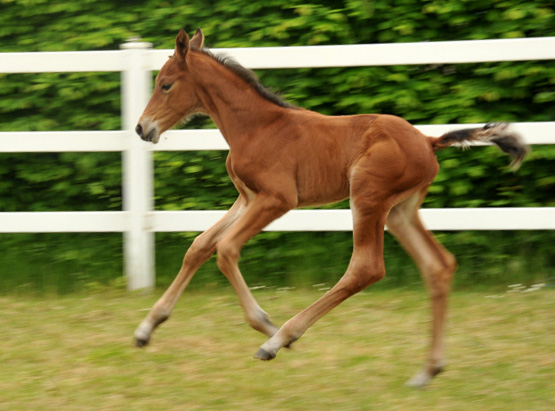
[{"left": 189, "top": 52, "right": 288, "bottom": 149}]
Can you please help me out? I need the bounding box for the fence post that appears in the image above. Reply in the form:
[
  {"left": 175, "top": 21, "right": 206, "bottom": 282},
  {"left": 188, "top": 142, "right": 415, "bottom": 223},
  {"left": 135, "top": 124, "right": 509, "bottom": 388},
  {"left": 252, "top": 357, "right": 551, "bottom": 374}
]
[{"left": 120, "top": 38, "right": 154, "bottom": 290}]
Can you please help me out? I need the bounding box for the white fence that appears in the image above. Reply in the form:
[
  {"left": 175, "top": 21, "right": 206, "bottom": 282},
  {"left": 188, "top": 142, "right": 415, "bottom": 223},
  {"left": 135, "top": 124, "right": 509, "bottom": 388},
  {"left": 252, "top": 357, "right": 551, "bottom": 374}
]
[{"left": 1, "top": 37, "right": 555, "bottom": 290}]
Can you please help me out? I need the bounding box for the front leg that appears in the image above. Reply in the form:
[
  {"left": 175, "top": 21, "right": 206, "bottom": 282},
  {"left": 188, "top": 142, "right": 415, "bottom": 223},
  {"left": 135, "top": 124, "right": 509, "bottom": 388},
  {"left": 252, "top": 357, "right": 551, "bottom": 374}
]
[
  {"left": 134, "top": 197, "right": 246, "bottom": 347},
  {"left": 215, "top": 192, "right": 295, "bottom": 338}
]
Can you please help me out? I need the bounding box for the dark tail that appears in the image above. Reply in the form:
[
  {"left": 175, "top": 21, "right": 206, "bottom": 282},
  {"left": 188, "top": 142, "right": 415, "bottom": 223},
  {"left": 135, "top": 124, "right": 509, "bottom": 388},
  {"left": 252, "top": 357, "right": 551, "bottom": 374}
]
[{"left": 430, "top": 122, "right": 530, "bottom": 170}]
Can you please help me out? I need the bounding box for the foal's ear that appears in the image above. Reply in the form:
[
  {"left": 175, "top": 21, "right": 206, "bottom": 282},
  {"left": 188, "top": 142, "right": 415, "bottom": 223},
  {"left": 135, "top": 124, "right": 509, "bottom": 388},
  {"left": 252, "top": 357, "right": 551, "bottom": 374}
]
[
  {"left": 174, "top": 28, "right": 190, "bottom": 65},
  {"left": 190, "top": 28, "right": 204, "bottom": 50}
]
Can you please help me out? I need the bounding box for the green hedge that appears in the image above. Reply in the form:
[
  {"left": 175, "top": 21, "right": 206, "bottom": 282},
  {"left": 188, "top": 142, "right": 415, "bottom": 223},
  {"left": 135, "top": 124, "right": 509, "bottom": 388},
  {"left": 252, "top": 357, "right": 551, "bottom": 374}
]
[{"left": 0, "top": 0, "right": 553, "bottom": 293}]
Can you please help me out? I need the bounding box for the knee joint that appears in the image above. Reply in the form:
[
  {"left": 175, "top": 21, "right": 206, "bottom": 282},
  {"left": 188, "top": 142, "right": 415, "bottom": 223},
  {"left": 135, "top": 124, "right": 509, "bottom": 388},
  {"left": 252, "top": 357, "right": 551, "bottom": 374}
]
[
  {"left": 183, "top": 236, "right": 214, "bottom": 265},
  {"left": 216, "top": 240, "right": 240, "bottom": 271},
  {"left": 427, "top": 254, "right": 457, "bottom": 298}
]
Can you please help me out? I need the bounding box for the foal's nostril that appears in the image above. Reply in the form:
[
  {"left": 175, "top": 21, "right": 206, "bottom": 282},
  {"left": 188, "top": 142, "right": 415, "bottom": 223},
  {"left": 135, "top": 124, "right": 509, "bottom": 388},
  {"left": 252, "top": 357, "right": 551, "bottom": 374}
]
[{"left": 135, "top": 124, "right": 143, "bottom": 138}]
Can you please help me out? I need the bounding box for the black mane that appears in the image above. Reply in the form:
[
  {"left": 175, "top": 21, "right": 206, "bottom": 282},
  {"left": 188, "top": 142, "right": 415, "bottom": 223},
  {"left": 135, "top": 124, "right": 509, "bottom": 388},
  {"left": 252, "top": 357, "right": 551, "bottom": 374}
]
[{"left": 200, "top": 48, "right": 298, "bottom": 110}]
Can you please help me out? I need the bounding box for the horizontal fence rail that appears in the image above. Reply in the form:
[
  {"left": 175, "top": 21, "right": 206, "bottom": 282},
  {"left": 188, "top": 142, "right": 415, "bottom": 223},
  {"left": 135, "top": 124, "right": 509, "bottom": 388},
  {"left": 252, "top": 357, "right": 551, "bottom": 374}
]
[
  {"left": 3, "top": 37, "right": 555, "bottom": 73},
  {"left": 1, "top": 37, "right": 554, "bottom": 289},
  {"left": 2, "top": 122, "right": 554, "bottom": 153},
  {"left": 0, "top": 208, "right": 554, "bottom": 233}
]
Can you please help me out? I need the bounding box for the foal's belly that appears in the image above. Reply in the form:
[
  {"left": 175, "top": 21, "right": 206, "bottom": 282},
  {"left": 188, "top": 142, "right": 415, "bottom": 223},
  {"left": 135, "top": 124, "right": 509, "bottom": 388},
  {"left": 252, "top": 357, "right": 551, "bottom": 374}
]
[{"left": 295, "top": 170, "right": 350, "bottom": 207}]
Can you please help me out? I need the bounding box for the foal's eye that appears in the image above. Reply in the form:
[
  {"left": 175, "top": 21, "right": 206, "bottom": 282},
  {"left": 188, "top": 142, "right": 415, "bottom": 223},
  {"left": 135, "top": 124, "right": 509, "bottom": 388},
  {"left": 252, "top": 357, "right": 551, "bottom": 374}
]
[{"left": 161, "top": 83, "right": 173, "bottom": 91}]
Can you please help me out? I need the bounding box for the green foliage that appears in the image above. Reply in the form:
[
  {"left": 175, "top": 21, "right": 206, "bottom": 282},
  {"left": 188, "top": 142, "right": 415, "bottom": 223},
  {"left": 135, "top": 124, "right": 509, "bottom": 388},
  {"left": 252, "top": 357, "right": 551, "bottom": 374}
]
[
  {"left": 0, "top": 0, "right": 553, "bottom": 293},
  {"left": 0, "top": 152, "right": 122, "bottom": 211},
  {"left": 0, "top": 233, "right": 122, "bottom": 294}
]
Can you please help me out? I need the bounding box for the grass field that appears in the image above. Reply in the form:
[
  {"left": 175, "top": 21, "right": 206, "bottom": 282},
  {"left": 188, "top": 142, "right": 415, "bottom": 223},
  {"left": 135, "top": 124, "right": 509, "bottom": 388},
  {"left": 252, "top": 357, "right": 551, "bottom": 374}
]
[{"left": 0, "top": 287, "right": 553, "bottom": 410}]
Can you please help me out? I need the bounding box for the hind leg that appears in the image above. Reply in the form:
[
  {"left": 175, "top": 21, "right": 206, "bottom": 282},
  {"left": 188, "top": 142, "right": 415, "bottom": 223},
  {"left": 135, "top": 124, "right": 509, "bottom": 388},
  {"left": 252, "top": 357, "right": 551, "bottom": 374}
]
[{"left": 387, "top": 187, "right": 456, "bottom": 387}]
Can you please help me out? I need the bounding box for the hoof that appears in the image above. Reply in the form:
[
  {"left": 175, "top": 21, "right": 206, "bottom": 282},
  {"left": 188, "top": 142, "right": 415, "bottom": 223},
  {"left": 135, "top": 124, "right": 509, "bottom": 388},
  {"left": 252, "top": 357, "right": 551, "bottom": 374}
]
[
  {"left": 431, "top": 365, "right": 444, "bottom": 377},
  {"left": 406, "top": 366, "right": 444, "bottom": 389},
  {"left": 253, "top": 347, "right": 276, "bottom": 361},
  {"left": 405, "top": 372, "right": 430, "bottom": 389},
  {"left": 135, "top": 337, "right": 149, "bottom": 348}
]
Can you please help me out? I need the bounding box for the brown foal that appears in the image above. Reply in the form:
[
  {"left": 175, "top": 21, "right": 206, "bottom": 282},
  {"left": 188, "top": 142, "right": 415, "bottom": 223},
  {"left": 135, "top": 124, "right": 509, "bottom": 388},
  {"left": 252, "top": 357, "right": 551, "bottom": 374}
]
[{"left": 134, "top": 28, "right": 528, "bottom": 387}]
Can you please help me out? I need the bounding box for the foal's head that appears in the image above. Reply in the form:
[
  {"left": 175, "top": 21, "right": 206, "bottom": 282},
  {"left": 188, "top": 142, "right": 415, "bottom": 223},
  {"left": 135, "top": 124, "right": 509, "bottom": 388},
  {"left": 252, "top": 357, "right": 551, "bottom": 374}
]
[{"left": 135, "top": 28, "right": 205, "bottom": 144}]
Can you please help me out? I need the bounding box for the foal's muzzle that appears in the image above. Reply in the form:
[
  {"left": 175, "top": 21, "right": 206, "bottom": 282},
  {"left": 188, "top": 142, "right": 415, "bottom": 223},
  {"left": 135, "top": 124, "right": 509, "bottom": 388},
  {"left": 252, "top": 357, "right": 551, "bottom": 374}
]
[
  {"left": 135, "top": 123, "right": 159, "bottom": 143},
  {"left": 135, "top": 124, "right": 145, "bottom": 139}
]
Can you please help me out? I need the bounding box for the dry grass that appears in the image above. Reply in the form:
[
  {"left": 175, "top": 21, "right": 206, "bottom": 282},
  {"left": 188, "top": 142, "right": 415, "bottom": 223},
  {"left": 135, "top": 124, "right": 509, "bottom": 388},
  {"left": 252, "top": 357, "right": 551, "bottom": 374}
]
[{"left": 0, "top": 287, "right": 553, "bottom": 410}]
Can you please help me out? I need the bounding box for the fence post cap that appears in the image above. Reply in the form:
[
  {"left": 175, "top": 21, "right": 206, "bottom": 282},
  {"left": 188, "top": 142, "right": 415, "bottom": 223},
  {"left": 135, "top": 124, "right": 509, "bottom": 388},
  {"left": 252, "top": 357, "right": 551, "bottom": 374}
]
[{"left": 121, "top": 37, "right": 153, "bottom": 50}]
